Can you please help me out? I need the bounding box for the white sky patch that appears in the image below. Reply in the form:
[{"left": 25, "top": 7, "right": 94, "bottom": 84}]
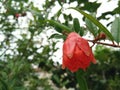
[
  {"left": 97, "top": 0, "right": 118, "bottom": 29},
  {"left": 97, "top": 0, "right": 118, "bottom": 17},
  {"left": 51, "top": 39, "right": 63, "bottom": 64},
  {"left": 49, "top": 1, "right": 61, "bottom": 18},
  {"left": 29, "top": 0, "right": 45, "bottom": 10},
  {"left": 0, "top": 34, "right": 5, "bottom": 42}
]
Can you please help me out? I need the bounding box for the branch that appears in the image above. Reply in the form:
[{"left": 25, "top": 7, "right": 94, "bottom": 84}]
[{"left": 88, "top": 40, "right": 120, "bottom": 48}]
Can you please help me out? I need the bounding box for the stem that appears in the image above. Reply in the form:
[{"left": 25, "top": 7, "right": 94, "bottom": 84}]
[{"left": 88, "top": 40, "right": 120, "bottom": 48}]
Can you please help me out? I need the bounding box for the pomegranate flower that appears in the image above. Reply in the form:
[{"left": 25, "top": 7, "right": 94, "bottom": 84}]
[{"left": 62, "top": 32, "right": 96, "bottom": 72}]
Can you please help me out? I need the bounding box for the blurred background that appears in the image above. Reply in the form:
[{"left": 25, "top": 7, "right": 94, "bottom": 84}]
[{"left": 0, "top": 0, "right": 120, "bottom": 90}]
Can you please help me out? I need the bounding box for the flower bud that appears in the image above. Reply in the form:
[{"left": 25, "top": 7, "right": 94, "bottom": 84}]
[{"left": 62, "top": 32, "right": 96, "bottom": 72}]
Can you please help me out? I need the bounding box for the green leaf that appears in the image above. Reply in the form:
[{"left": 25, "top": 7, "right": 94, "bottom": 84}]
[
  {"left": 52, "top": 75, "right": 60, "bottom": 84},
  {"left": 0, "top": 78, "right": 8, "bottom": 90},
  {"left": 58, "top": 0, "right": 62, "bottom": 6},
  {"left": 111, "top": 17, "right": 120, "bottom": 44},
  {"left": 73, "top": 18, "right": 84, "bottom": 36},
  {"left": 80, "top": 1, "right": 101, "bottom": 12},
  {"left": 85, "top": 18, "right": 98, "bottom": 37},
  {"left": 49, "top": 33, "right": 65, "bottom": 39},
  {"left": 76, "top": 70, "right": 88, "bottom": 90},
  {"left": 47, "top": 20, "right": 72, "bottom": 33},
  {"left": 51, "top": 9, "right": 62, "bottom": 21},
  {"left": 69, "top": 7, "right": 114, "bottom": 41},
  {"left": 55, "top": 8, "right": 62, "bottom": 18}
]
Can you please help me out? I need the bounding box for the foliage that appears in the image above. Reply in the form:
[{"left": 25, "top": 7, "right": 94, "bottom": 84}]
[
  {"left": 111, "top": 17, "right": 120, "bottom": 44},
  {"left": 0, "top": 0, "right": 120, "bottom": 90}
]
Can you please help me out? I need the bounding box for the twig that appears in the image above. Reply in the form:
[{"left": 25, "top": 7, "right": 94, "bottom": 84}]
[{"left": 88, "top": 40, "right": 120, "bottom": 48}]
